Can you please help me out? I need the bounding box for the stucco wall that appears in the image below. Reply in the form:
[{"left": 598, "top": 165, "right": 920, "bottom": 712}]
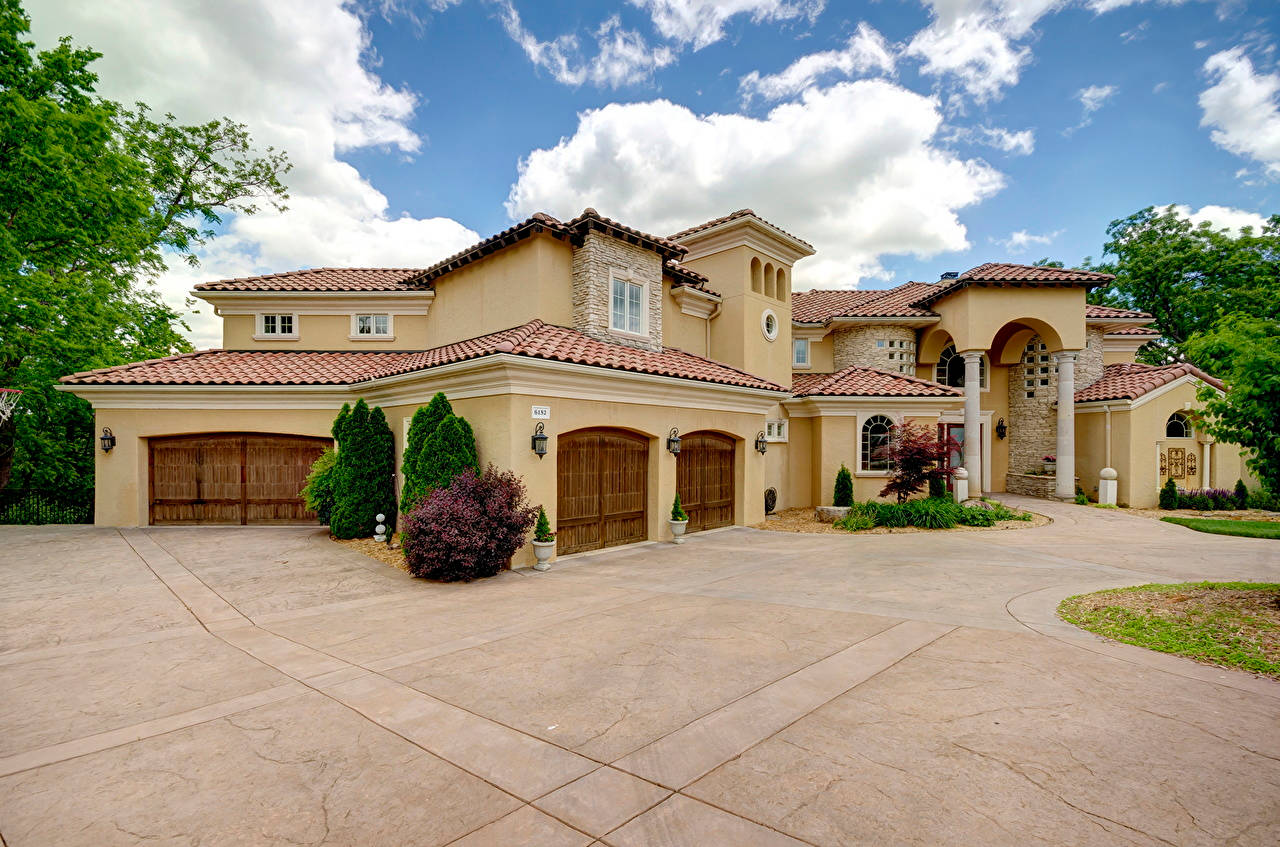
[
  {"left": 661, "top": 280, "right": 712, "bottom": 358},
  {"left": 802, "top": 334, "right": 835, "bottom": 373},
  {"left": 221, "top": 313, "right": 433, "bottom": 351},
  {"left": 831, "top": 325, "right": 916, "bottom": 372}
]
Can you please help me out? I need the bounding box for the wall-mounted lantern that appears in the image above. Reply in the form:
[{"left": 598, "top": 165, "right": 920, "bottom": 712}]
[
  {"left": 754, "top": 431, "right": 768, "bottom": 454},
  {"left": 99, "top": 427, "right": 116, "bottom": 453},
  {"left": 531, "top": 422, "right": 548, "bottom": 458},
  {"left": 995, "top": 417, "right": 1007, "bottom": 440},
  {"left": 666, "top": 427, "right": 681, "bottom": 455}
]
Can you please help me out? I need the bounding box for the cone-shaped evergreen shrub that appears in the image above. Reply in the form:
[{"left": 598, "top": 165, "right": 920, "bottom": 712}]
[
  {"left": 421, "top": 414, "right": 480, "bottom": 494},
  {"left": 833, "top": 464, "right": 853, "bottom": 507},
  {"left": 329, "top": 399, "right": 397, "bottom": 538},
  {"left": 671, "top": 493, "right": 688, "bottom": 521},
  {"left": 400, "top": 394, "right": 454, "bottom": 514},
  {"left": 533, "top": 506, "right": 554, "bottom": 542},
  {"left": 402, "top": 466, "right": 538, "bottom": 581},
  {"left": 1158, "top": 477, "right": 1179, "bottom": 510},
  {"left": 1235, "top": 479, "right": 1248, "bottom": 509}
]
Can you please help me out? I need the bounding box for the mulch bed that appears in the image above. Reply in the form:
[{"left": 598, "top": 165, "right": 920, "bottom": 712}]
[
  {"left": 1128, "top": 507, "right": 1280, "bottom": 523},
  {"left": 754, "top": 506, "right": 1050, "bottom": 535},
  {"left": 335, "top": 535, "right": 409, "bottom": 572}
]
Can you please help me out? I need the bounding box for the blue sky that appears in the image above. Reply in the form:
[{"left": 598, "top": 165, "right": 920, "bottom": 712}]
[{"left": 30, "top": 0, "right": 1280, "bottom": 345}]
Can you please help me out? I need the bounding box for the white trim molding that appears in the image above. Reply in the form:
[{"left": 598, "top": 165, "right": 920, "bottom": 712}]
[
  {"left": 760, "top": 308, "right": 780, "bottom": 342},
  {"left": 669, "top": 285, "right": 720, "bottom": 318},
  {"left": 200, "top": 290, "right": 434, "bottom": 316},
  {"left": 349, "top": 313, "right": 394, "bottom": 341}
]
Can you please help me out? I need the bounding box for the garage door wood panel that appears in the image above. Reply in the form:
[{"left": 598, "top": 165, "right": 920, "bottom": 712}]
[
  {"left": 677, "top": 432, "right": 735, "bottom": 533},
  {"left": 149, "top": 434, "right": 329, "bottom": 526},
  {"left": 557, "top": 429, "right": 648, "bottom": 555}
]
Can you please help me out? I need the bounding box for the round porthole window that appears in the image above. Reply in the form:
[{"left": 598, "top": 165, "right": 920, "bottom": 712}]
[{"left": 761, "top": 308, "right": 779, "bottom": 341}]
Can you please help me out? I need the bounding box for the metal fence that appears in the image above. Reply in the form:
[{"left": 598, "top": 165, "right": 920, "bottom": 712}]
[{"left": 0, "top": 489, "right": 93, "bottom": 525}]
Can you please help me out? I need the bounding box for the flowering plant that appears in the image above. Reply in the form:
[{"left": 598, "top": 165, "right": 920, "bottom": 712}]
[{"left": 1043, "top": 455, "right": 1057, "bottom": 462}]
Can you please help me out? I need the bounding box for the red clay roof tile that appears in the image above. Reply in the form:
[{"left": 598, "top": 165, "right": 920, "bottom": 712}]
[
  {"left": 911, "top": 262, "right": 1115, "bottom": 308},
  {"left": 792, "top": 367, "right": 962, "bottom": 398},
  {"left": 1074, "top": 362, "right": 1223, "bottom": 403},
  {"left": 195, "top": 267, "right": 427, "bottom": 293},
  {"left": 791, "top": 283, "right": 938, "bottom": 322},
  {"left": 669, "top": 208, "right": 815, "bottom": 250},
  {"left": 61, "top": 321, "right": 784, "bottom": 392},
  {"left": 1085, "top": 304, "right": 1153, "bottom": 320}
]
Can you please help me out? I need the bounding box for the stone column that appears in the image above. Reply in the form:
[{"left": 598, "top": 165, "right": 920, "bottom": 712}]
[
  {"left": 962, "top": 351, "right": 984, "bottom": 498},
  {"left": 1054, "top": 351, "right": 1078, "bottom": 500}
]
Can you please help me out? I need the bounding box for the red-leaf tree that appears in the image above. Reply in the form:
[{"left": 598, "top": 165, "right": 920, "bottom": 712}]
[{"left": 875, "top": 421, "right": 961, "bottom": 504}]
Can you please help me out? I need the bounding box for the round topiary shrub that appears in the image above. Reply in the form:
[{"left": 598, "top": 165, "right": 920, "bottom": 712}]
[{"left": 402, "top": 465, "right": 537, "bottom": 582}]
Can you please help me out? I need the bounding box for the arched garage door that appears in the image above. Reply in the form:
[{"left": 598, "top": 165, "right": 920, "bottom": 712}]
[
  {"left": 557, "top": 428, "right": 648, "bottom": 555},
  {"left": 676, "top": 431, "right": 736, "bottom": 532},
  {"left": 149, "top": 433, "right": 330, "bottom": 525}
]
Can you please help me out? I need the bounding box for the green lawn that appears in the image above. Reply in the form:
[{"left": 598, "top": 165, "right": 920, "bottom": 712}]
[
  {"left": 1161, "top": 516, "right": 1280, "bottom": 539},
  {"left": 1059, "top": 582, "right": 1280, "bottom": 677}
]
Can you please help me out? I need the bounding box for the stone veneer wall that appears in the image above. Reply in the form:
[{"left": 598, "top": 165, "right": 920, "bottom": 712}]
[
  {"left": 832, "top": 325, "right": 917, "bottom": 372},
  {"left": 1007, "top": 328, "right": 1105, "bottom": 474},
  {"left": 571, "top": 230, "right": 663, "bottom": 352}
]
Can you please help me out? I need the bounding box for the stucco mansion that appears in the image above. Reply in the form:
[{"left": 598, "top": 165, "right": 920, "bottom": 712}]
[{"left": 61, "top": 209, "right": 1253, "bottom": 564}]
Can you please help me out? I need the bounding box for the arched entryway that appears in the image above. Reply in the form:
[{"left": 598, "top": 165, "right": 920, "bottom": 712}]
[
  {"left": 556, "top": 428, "right": 649, "bottom": 555},
  {"left": 676, "top": 431, "right": 736, "bottom": 533},
  {"left": 149, "top": 433, "right": 330, "bottom": 525}
]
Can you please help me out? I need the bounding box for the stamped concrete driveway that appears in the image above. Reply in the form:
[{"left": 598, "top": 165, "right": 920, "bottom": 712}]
[{"left": 1, "top": 496, "right": 1278, "bottom": 846}]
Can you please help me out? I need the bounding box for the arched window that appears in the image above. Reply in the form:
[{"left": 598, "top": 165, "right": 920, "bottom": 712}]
[
  {"left": 750, "top": 257, "right": 763, "bottom": 293},
  {"left": 861, "top": 415, "right": 894, "bottom": 472},
  {"left": 1166, "top": 412, "right": 1192, "bottom": 438},
  {"left": 936, "top": 345, "right": 986, "bottom": 388},
  {"left": 775, "top": 268, "right": 787, "bottom": 301},
  {"left": 764, "top": 262, "right": 776, "bottom": 298}
]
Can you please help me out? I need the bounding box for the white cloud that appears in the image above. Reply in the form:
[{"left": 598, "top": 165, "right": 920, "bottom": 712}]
[
  {"left": 739, "top": 22, "right": 895, "bottom": 103},
  {"left": 496, "top": 4, "right": 675, "bottom": 88},
  {"left": 1170, "top": 203, "right": 1270, "bottom": 233},
  {"left": 30, "top": 0, "right": 479, "bottom": 348},
  {"left": 632, "top": 0, "right": 826, "bottom": 50},
  {"left": 992, "top": 229, "right": 1063, "bottom": 252},
  {"left": 1199, "top": 47, "right": 1280, "bottom": 177},
  {"left": 1064, "top": 83, "right": 1118, "bottom": 134},
  {"left": 506, "top": 81, "right": 1005, "bottom": 287},
  {"left": 948, "top": 124, "right": 1036, "bottom": 155}
]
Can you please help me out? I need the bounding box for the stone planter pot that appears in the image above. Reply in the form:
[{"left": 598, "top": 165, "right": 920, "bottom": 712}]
[
  {"left": 815, "top": 506, "right": 851, "bottom": 522},
  {"left": 670, "top": 519, "right": 689, "bottom": 544},
  {"left": 1043, "top": 462, "right": 1057, "bottom": 475},
  {"left": 531, "top": 540, "right": 555, "bottom": 571}
]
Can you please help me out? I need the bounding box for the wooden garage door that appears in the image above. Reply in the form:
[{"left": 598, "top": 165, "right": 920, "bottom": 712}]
[
  {"left": 677, "top": 432, "right": 736, "bottom": 532},
  {"left": 149, "top": 434, "right": 330, "bottom": 526},
  {"left": 557, "top": 428, "right": 648, "bottom": 555}
]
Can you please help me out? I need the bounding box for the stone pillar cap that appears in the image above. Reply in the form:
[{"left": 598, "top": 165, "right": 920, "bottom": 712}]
[
  {"left": 953, "top": 467, "right": 968, "bottom": 479},
  {"left": 1100, "top": 467, "right": 1117, "bottom": 480}
]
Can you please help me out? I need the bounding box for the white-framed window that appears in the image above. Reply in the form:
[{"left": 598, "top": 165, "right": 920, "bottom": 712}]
[
  {"left": 610, "top": 274, "right": 645, "bottom": 335},
  {"left": 1166, "top": 412, "right": 1193, "bottom": 438},
  {"left": 352, "top": 313, "right": 392, "bottom": 338},
  {"left": 765, "top": 419, "right": 788, "bottom": 442},
  {"left": 792, "top": 338, "right": 810, "bottom": 367},
  {"left": 861, "top": 414, "right": 894, "bottom": 472},
  {"left": 761, "top": 308, "right": 779, "bottom": 341},
  {"left": 257, "top": 313, "right": 296, "bottom": 338},
  {"left": 937, "top": 344, "right": 986, "bottom": 389}
]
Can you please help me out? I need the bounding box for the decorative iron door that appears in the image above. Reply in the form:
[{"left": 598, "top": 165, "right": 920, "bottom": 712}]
[{"left": 1167, "top": 447, "right": 1186, "bottom": 480}]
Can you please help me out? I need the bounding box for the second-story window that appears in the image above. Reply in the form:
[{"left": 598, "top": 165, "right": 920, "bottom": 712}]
[
  {"left": 792, "top": 338, "right": 810, "bottom": 367},
  {"left": 611, "top": 276, "right": 644, "bottom": 335},
  {"left": 354, "top": 314, "right": 391, "bottom": 336},
  {"left": 259, "top": 314, "right": 295, "bottom": 336}
]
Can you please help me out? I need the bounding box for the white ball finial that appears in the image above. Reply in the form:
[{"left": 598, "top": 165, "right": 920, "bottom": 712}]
[
  {"left": 1100, "top": 467, "right": 1117, "bottom": 481},
  {"left": 954, "top": 467, "right": 968, "bottom": 480}
]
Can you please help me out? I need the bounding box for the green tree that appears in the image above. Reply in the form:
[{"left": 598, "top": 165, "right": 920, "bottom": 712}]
[
  {"left": 420, "top": 414, "right": 480, "bottom": 495},
  {"left": 400, "top": 392, "right": 453, "bottom": 514},
  {"left": 1184, "top": 315, "right": 1280, "bottom": 495},
  {"left": 833, "top": 464, "right": 853, "bottom": 507},
  {"left": 1083, "top": 206, "right": 1280, "bottom": 365},
  {"left": 0, "top": 0, "right": 290, "bottom": 494},
  {"left": 300, "top": 447, "right": 338, "bottom": 524}
]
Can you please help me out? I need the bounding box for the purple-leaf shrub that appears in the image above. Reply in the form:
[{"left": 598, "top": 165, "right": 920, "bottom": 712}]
[{"left": 402, "top": 465, "right": 538, "bottom": 581}]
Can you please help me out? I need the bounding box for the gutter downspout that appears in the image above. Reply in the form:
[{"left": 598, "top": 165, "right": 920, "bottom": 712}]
[{"left": 705, "top": 302, "right": 722, "bottom": 359}]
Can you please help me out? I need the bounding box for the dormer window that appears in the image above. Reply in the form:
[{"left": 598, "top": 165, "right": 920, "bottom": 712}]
[
  {"left": 352, "top": 314, "right": 392, "bottom": 339},
  {"left": 610, "top": 275, "right": 645, "bottom": 336},
  {"left": 257, "top": 313, "right": 296, "bottom": 339}
]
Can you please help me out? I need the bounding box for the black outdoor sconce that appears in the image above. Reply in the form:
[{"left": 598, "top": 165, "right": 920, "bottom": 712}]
[
  {"left": 995, "top": 417, "right": 1008, "bottom": 440},
  {"left": 531, "top": 422, "right": 548, "bottom": 458},
  {"left": 755, "top": 431, "right": 768, "bottom": 454},
  {"left": 99, "top": 426, "right": 116, "bottom": 453},
  {"left": 666, "top": 427, "right": 682, "bottom": 455}
]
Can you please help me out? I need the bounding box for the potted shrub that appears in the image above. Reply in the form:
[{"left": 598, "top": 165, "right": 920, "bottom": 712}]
[
  {"left": 670, "top": 493, "right": 689, "bottom": 543},
  {"left": 1042, "top": 454, "right": 1057, "bottom": 474},
  {"left": 531, "top": 506, "right": 555, "bottom": 571}
]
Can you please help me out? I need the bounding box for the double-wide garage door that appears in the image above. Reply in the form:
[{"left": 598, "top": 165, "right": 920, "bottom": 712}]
[{"left": 149, "top": 433, "right": 330, "bottom": 525}]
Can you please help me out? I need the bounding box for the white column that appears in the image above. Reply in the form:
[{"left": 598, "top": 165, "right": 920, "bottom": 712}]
[
  {"left": 1054, "top": 351, "right": 1078, "bottom": 500},
  {"left": 1201, "top": 439, "right": 1212, "bottom": 489},
  {"left": 962, "top": 351, "right": 983, "bottom": 499}
]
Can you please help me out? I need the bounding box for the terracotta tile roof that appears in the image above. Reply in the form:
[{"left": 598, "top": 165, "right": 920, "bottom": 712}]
[
  {"left": 1074, "top": 362, "right": 1223, "bottom": 403},
  {"left": 792, "top": 367, "right": 962, "bottom": 398},
  {"left": 565, "top": 208, "right": 689, "bottom": 258},
  {"left": 195, "top": 268, "right": 427, "bottom": 293},
  {"left": 791, "top": 282, "right": 939, "bottom": 323},
  {"left": 1085, "top": 304, "right": 1153, "bottom": 320},
  {"left": 61, "top": 321, "right": 784, "bottom": 392},
  {"left": 912, "top": 262, "right": 1114, "bottom": 307},
  {"left": 664, "top": 260, "right": 720, "bottom": 297},
  {"left": 1105, "top": 326, "right": 1160, "bottom": 336},
  {"left": 668, "top": 208, "right": 815, "bottom": 251}
]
